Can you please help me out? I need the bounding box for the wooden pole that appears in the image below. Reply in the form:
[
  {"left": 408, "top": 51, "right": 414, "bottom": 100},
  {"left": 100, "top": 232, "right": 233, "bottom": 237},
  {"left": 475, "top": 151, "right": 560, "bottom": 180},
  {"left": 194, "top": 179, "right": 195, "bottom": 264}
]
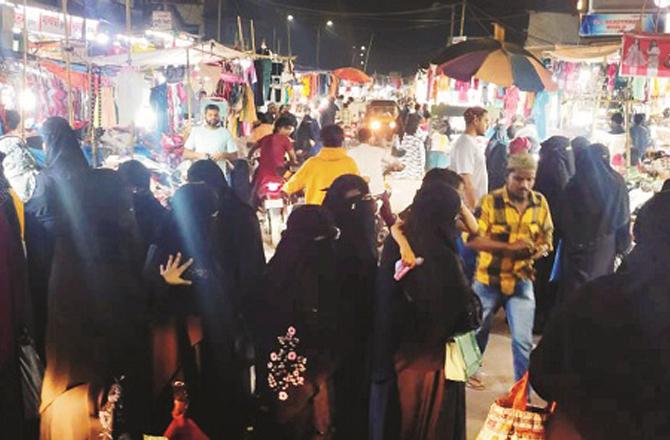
[
  {"left": 250, "top": 19, "right": 256, "bottom": 53},
  {"left": 125, "top": 0, "right": 132, "bottom": 34},
  {"left": 237, "top": 16, "right": 245, "bottom": 50},
  {"left": 448, "top": 4, "right": 455, "bottom": 45},
  {"left": 460, "top": 0, "right": 467, "bottom": 37},
  {"left": 20, "top": 0, "right": 28, "bottom": 139},
  {"left": 316, "top": 27, "right": 321, "bottom": 68},
  {"left": 217, "top": 0, "right": 222, "bottom": 42},
  {"left": 286, "top": 19, "right": 292, "bottom": 57},
  {"left": 62, "top": 0, "right": 74, "bottom": 125},
  {"left": 186, "top": 47, "right": 192, "bottom": 126}
]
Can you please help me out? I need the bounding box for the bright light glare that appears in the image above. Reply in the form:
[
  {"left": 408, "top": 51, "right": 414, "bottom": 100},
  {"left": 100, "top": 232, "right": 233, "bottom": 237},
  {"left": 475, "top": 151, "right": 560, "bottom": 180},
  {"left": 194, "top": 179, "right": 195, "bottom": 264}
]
[
  {"left": 19, "top": 90, "right": 36, "bottom": 111},
  {"left": 326, "top": 20, "right": 334, "bottom": 27},
  {"left": 266, "top": 182, "right": 281, "bottom": 192},
  {"left": 389, "top": 121, "right": 397, "bottom": 129},
  {"left": 655, "top": 0, "right": 670, "bottom": 7},
  {"left": 135, "top": 106, "right": 156, "bottom": 129},
  {"left": 287, "top": 14, "right": 294, "bottom": 21},
  {"left": 371, "top": 120, "right": 381, "bottom": 130},
  {"left": 95, "top": 33, "right": 110, "bottom": 45}
]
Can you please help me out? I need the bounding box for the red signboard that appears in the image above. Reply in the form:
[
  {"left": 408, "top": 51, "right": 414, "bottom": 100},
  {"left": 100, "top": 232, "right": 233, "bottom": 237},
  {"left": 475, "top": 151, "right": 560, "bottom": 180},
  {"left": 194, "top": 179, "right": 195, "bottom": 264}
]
[{"left": 621, "top": 33, "right": 670, "bottom": 78}]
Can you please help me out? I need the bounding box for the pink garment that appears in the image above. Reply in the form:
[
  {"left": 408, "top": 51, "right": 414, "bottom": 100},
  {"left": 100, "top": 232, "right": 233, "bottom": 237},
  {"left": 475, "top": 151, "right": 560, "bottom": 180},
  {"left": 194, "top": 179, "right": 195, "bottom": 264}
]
[{"left": 503, "top": 86, "right": 520, "bottom": 125}]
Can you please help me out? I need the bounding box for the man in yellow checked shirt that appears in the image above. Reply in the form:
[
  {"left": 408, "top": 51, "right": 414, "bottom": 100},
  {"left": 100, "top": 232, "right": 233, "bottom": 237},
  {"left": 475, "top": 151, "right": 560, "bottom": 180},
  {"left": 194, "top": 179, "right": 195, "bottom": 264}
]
[{"left": 467, "top": 153, "right": 553, "bottom": 389}]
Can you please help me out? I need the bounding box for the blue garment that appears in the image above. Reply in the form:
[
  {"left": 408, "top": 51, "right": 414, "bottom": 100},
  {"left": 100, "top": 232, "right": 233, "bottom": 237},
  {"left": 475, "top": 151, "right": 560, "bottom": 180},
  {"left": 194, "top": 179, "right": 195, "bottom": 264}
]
[
  {"left": 456, "top": 236, "right": 477, "bottom": 282},
  {"left": 427, "top": 151, "right": 449, "bottom": 170},
  {"left": 473, "top": 279, "right": 535, "bottom": 381},
  {"left": 630, "top": 124, "right": 653, "bottom": 154},
  {"left": 531, "top": 91, "right": 550, "bottom": 141}
]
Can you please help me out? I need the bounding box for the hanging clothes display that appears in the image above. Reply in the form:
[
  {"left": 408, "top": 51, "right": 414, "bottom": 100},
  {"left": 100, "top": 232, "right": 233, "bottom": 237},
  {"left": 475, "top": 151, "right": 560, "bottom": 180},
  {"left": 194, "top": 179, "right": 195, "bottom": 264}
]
[
  {"left": 531, "top": 91, "right": 550, "bottom": 141},
  {"left": 150, "top": 83, "right": 169, "bottom": 134},
  {"left": 503, "top": 86, "right": 521, "bottom": 124},
  {"left": 254, "top": 59, "right": 272, "bottom": 107},
  {"left": 197, "top": 63, "right": 222, "bottom": 95},
  {"left": 94, "top": 86, "right": 117, "bottom": 129}
]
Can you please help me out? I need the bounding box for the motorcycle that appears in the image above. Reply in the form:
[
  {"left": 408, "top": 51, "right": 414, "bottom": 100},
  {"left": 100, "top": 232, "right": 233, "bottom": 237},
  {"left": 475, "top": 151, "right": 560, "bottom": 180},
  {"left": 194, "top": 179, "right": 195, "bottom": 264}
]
[{"left": 259, "top": 177, "right": 289, "bottom": 246}]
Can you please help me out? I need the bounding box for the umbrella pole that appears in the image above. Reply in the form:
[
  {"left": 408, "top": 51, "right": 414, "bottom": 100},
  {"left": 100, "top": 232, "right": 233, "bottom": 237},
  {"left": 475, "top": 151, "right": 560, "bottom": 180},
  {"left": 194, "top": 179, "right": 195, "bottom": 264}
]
[
  {"left": 187, "top": 47, "right": 192, "bottom": 127},
  {"left": 364, "top": 33, "right": 374, "bottom": 72}
]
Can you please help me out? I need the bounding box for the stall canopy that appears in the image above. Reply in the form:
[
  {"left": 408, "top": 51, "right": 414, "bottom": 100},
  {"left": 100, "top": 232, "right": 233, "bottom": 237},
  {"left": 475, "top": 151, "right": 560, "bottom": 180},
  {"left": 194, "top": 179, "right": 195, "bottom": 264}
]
[
  {"left": 540, "top": 43, "right": 621, "bottom": 63},
  {"left": 332, "top": 67, "right": 372, "bottom": 84},
  {"left": 89, "top": 40, "right": 248, "bottom": 67}
]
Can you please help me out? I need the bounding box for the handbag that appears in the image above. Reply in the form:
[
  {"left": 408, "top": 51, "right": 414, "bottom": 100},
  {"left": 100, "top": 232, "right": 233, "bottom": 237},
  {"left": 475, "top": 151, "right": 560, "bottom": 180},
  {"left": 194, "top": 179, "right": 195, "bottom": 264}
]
[
  {"left": 454, "top": 289, "right": 483, "bottom": 334},
  {"left": 445, "top": 331, "right": 482, "bottom": 382},
  {"left": 477, "top": 372, "right": 554, "bottom": 440}
]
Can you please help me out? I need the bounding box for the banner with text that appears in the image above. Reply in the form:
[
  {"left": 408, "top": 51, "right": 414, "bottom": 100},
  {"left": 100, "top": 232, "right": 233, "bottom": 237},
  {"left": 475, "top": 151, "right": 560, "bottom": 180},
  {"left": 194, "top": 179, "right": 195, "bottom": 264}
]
[{"left": 621, "top": 33, "right": 670, "bottom": 78}]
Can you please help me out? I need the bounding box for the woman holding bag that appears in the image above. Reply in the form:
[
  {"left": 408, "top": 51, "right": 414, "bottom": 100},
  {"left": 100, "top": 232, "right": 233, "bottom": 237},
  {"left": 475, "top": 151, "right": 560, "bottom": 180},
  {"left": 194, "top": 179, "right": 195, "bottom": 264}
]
[{"left": 370, "top": 182, "right": 472, "bottom": 440}]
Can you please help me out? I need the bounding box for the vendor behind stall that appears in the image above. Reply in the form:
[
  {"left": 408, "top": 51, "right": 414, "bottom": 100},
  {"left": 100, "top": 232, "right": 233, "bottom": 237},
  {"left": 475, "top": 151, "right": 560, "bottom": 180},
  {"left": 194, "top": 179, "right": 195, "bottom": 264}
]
[{"left": 184, "top": 104, "right": 238, "bottom": 172}]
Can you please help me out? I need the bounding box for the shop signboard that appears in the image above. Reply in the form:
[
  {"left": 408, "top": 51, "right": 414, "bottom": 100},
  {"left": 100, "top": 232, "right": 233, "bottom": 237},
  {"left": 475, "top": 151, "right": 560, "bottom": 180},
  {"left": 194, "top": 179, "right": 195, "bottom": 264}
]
[
  {"left": 580, "top": 13, "right": 662, "bottom": 36},
  {"left": 152, "top": 10, "right": 172, "bottom": 31},
  {"left": 621, "top": 33, "right": 670, "bottom": 78},
  {"left": 13, "top": 5, "right": 98, "bottom": 40}
]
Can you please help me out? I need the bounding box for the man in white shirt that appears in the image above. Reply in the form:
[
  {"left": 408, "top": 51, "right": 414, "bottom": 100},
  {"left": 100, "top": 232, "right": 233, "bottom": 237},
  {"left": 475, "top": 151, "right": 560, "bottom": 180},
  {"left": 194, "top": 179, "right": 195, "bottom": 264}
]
[
  {"left": 450, "top": 107, "right": 490, "bottom": 209},
  {"left": 184, "top": 104, "right": 238, "bottom": 171},
  {"left": 348, "top": 127, "right": 402, "bottom": 225}
]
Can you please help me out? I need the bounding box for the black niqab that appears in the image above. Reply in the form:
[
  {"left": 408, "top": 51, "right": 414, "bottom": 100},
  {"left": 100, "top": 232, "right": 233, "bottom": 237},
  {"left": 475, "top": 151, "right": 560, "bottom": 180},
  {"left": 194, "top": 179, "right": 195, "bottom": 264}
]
[
  {"left": 535, "top": 136, "right": 573, "bottom": 217},
  {"left": 322, "top": 174, "right": 377, "bottom": 265}
]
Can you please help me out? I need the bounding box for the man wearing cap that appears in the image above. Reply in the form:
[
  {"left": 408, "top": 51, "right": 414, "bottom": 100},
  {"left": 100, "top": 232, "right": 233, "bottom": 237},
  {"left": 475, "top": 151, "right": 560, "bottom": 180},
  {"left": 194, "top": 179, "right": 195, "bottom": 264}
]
[{"left": 466, "top": 153, "right": 554, "bottom": 388}]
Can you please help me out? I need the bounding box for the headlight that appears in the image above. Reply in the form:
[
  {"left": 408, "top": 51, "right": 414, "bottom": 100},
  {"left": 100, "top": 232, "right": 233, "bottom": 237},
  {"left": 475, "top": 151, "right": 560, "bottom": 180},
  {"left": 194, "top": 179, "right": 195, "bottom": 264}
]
[
  {"left": 371, "top": 120, "right": 381, "bottom": 130},
  {"left": 389, "top": 121, "right": 397, "bottom": 129}
]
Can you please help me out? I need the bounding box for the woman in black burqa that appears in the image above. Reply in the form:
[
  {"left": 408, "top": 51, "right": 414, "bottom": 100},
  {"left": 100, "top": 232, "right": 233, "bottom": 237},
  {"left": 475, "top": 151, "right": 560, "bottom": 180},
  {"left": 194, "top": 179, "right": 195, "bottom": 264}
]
[
  {"left": 252, "top": 205, "right": 341, "bottom": 439},
  {"left": 0, "top": 153, "right": 32, "bottom": 438},
  {"left": 533, "top": 135, "right": 575, "bottom": 332},
  {"left": 39, "top": 168, "right": 151, "bottom": 439},
  {"left": 24, "top": 116, "right": 90, "bottom": 356},
  {"left": 322, "top": 174, "right": 377, "bottom": 439},
  {"left": 370, "top": 182, "right": 469, "bottom": 440},
  {"left": 144, "top": 182, "right": 243, "bottom": 438},
  {"left": 557, "top": 143, "right": 630, "bottom": 304},
  {"left": 187, "top": 159, "right": 266, "bottom": 304},
  {"left": 530, "top": 190, "right": 670, "bottom": 440}
]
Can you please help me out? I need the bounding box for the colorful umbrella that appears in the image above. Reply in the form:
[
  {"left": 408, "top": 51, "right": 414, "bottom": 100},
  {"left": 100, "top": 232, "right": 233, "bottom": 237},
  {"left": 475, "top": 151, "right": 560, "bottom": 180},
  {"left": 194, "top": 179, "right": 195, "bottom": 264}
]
[
  {"left": 431, "top": 38, "right": 557, "bottom": 92},
  {"left": 332, "top": 67, "right": 372, "bottom": 84}
]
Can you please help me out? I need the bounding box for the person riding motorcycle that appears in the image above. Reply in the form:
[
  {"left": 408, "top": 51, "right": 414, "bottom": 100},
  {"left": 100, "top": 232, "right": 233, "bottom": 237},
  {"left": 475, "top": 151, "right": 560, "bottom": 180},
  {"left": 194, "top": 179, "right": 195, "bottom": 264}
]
[{"left": 249, "top": 116, "right": 298, "bottom": 205}]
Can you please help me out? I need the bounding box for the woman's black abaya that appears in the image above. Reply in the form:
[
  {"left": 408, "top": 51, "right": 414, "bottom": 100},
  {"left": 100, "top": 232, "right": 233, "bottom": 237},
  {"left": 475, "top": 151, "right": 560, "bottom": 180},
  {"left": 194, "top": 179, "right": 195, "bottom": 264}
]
[
  {"left": 370, "top": 182, "right": 468, "bottom": 440},
  {"left": 323, "top": 175, "right": 378, "bottom": 440}
]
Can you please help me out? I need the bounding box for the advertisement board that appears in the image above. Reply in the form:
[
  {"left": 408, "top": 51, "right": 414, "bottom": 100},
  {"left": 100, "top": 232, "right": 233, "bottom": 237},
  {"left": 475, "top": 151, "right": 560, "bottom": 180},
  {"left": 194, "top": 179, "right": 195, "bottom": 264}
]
[{"left": 621, "top": 33, "right": 670, "bottom": 78}]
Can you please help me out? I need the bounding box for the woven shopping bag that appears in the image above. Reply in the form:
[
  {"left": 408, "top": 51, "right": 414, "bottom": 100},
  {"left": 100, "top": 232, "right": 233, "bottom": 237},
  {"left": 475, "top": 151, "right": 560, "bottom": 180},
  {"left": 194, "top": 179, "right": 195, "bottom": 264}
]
[{"left": 476, "top": 372, "right": 553, "bottom": 440}]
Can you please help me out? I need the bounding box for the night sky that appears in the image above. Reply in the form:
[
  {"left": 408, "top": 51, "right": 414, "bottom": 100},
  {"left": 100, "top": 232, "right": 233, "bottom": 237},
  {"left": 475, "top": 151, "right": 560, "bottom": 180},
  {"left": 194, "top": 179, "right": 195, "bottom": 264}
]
[{"left": 205, "top": 0, "right": 538, "bottom": 74}]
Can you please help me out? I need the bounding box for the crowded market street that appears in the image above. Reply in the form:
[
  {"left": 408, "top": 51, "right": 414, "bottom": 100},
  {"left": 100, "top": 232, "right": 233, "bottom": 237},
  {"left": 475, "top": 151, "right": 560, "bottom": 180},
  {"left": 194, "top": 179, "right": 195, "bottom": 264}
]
[{"left": 5, "top": 0, "right": 670, "bottom": 439}]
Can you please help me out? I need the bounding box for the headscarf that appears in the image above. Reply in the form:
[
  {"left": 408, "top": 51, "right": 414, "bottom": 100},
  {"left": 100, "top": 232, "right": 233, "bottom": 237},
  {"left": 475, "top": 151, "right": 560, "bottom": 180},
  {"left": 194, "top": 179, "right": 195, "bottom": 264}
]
[
  {"left": 322, "top": 174, "right": 376, "bottom": 265},
  {"left": 509, "top": 136, "right": 532, "bottom": 155},
  {"left": 187, "top": 159, "right": 230, "bottom": 193},
  {"left": 118, "top": 160, "right": 151, "bottom": 191},
  {"left": 267, "top": 205, "right": 339, "bottom": 292},
  {"left": 486, "top": 124, "right": 509, "bottom": 191},
  {"left": 561, "top": 143, "right": 629, "bottom": 244},
  {"left": 41, "top": 117, "right": 88, "bottom": 177},
  {"left": 394, "top": 183, "right": 468, "bottom": 370},
  {"left": 535, "top": 136, "right": 573, "bottom": 215},
  {"left": 158, "top": 183, "right": 222, "bottom": 276}
]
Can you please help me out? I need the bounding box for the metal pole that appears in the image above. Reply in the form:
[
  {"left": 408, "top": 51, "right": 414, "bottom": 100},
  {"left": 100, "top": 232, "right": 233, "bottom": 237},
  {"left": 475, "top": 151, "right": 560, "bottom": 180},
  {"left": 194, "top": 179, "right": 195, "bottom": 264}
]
[
  {"left": 21, "top": 0, "right": 27, "bottom": 139},
  {"left": 460, "top": 0, "right": 467, "bottom": 37},
  {"left": 273, "top": 27, "right": 276, "bottom": 52},
  {"left": 316, "top": 26, "right": 321, "bottom": 68},
  {"left": 449, "top": 4, "right": 455, "bottom": 45},
  {"left": 62, "top": 0, "right": 74, "bottom": 125},
  {"left": 217, "top": 0, "right": 222, "bottom": 42},
  {"left": 364, "top": 33, "right": 374, "bottom": 72}
]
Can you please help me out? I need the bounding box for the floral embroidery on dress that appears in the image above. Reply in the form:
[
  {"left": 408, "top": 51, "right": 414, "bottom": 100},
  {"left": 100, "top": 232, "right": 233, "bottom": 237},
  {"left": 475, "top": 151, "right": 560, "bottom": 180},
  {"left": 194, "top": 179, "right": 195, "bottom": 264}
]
[{"left": 267, "top": 326, "right": 307, "bottom": 401}]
